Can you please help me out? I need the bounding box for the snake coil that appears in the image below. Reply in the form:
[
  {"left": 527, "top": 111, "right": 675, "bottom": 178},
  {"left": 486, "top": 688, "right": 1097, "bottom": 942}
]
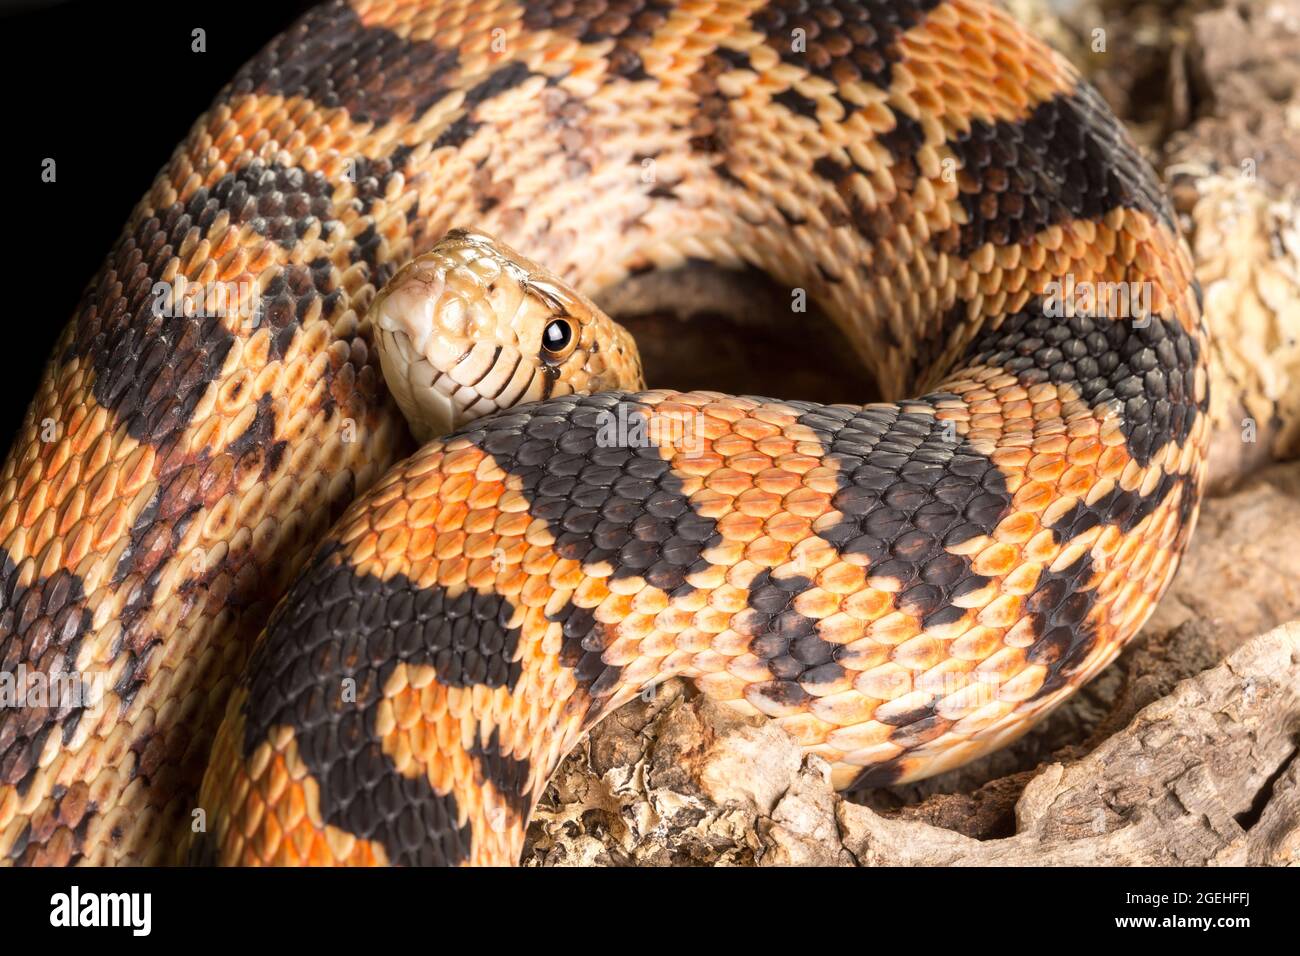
[{"left": 0, "top": 0, "right": 1207, "bottom": 866}]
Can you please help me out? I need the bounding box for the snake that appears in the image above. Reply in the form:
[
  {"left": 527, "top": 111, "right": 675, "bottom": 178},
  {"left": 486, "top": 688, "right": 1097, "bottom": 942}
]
[{"left": 0, "top": 0, "right": 1208, "bottom": 867}]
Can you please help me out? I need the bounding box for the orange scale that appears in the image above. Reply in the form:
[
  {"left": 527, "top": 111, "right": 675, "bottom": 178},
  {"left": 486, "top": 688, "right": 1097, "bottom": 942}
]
[
  {"left": 688, "top": 648, "right": 730, "bottom": 673},
  {"left": 801, "top": 464, "right": 844, "bottom": 494},
  {"left": 403, "top": 495, "right": 440, "bottom": 530},
  {"left": 844, "top": 587, "right": 894, "bottom": 621},
  {"left": 927, "top": 606, "right": 978, "bottom": 640},
  {"left": 969, "top": 413, "right": 1005, "bottom": 431},
  {"left": 966, "top": 397, "right": 1003, "bottom": 415},
  {"left": 915, "top": 655, "right": 977, "bottom": 696},
  {"left": 693, "top": 670, "right": 747, "bottom": 701},
  {"left": 1002, "top": 615, "right": 1039, "bottom": 648},
  {"left": 690, "top": 487, "right": 735, "bottom": 518},
  {"left": 734, "top": 487, "right": 782, "bottom": 518},
  {"left": 792, "top": 587, "right": 840, "bottom": 619},
  {"left": 1112, "top": 530, "right": 1144, "bottom": 567},
  {"left": 466, "top": 482, "right": 505, "bottom": 511},
  {"left": 753, "top": 469, "right": 802, "bottom": 496},
  {"left": 743, "top": 537, "right": 792, "bottom": 566},
  {"left": 710, "top": 434, "right": 754, "bottom": 457},
  {"left": 518, "top": 572, "right": 557, "bottom": 608},
  {"left": 431, "top": 528, "right": 473, "bottom": 564},
  {"left": 728, "top": 653, "right": 775, "bottom": 683},
  {"left": 673, "top": 451, "right": 726, "bottom": 478},
  {"left": 707, "top": 583, "right": 749, "bottom": 613},
  {"left": 993, "top": 510, "right": 1038, "bottom": 543},
  {"left": 891, "top": 634, "right": 947, "bottom": 671},
  {"left": 949, "top": 696, "right": 1016, "bottom": 738},
  {"left": 789, "top": 535, "right": 837, "bottom": 568},
  {"left": 776, "top": 451, "right": 823, "bottom": 474},
  {"left": 863, "top": 572, "right": 904, "bottom": 595},
  {"left": 546, "top": 559, "right": 586, "bottom": 591},
  {"left": 854, "top": 661, "right": 914, "bottom": 700},
  {"left": 728, "top": 451, "right": 774, "bottom": 475},
  {"left": 1058, "top": 465, "right": 1096, "bottom": 498},
  {"left": 975, "top": 593, "right": 1022, "bottom": 628},
  {"left": 974, "top": 645, "right": 1025, "bottom": 683},
  {"left": 432, "top": 500, "right": 470, "bottom": 534},
  {"left": 1000, "top": 402, "right": 1037, "bottom": 427},
  {"left": 372, "top": 498, "right": 410, "bottom": 533},
  {"left": 774, "top": 712, "right": 835, "bottom": 745},
  {"left": 1025, "top": 454, "right": 1066, "bottom": 482},
  {"left": 442, "top": 446, "right": 482, "bottom": 474},
  {"left": 1021, "top": 528, "right": 1059, "bottom": 565},
  {"left": 933, "top": 675, "right": 1000, "bottom": 720},
  {"left": 462, "top": 508, "right": 498, "bottom": 536},
  {"left": 691, "top": 604, "right": 731, "bottom": 633},
  {"left": 653, "top": 605, "right": 695, "bottom": 634},
  {"left": 754, "top": 436, "right": 796, "bottom": 457},
  {"left": 817, "top": 561, "right": 867, "bottom": 594},
  {"left": 809, "top": 690, "right": 877, "bottom": 728},
  {"left": 744, "top": 683, "right": 811, "bottom": 719},
  {"left": 815, "top": 612, "right": 867, "bottom": 647},
  {"left": 872, "top": 690, "right": 937, "bottom": 726},
  {"left": 971, "top": 541, "right": 1021, "bottom": 577},
  {"left": 1127, "top": 542, "right": 1157, "bottom": 580},
  {"left": 998, "top": 664, "right": 1047, "bottom": 702},
  {"left": 715, "top": 511, "right": 765, "bottom": 542},
  {"left": 825, "top": 717, "right": 894, "bottom": 753},
  {"left": 765, "top": 512, "right": 812, "bottom": 542},
  {"left": 734, "top": 418, "right": 783, "bottom": 442}
]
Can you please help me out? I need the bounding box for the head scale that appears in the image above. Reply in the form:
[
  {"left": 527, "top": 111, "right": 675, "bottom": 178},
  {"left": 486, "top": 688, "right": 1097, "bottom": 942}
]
[{"left": 371, "top": 228, "right": 644, "bottom": 442}]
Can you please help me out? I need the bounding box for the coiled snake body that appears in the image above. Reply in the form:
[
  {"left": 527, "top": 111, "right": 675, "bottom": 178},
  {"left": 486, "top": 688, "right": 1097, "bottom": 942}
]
[{"left": 0, "top": 0, "right": 1208, "bottom": 866}]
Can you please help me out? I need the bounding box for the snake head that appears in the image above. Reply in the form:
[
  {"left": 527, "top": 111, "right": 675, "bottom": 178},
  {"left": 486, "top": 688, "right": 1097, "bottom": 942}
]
[{"left": 370, "top": 228, "right": 644, "bottom": 443}]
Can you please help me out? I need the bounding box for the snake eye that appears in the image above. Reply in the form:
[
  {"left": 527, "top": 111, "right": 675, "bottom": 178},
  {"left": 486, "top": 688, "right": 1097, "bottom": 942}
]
[{"left": 541, "top": 318, "right": 574, "bottom": 361}]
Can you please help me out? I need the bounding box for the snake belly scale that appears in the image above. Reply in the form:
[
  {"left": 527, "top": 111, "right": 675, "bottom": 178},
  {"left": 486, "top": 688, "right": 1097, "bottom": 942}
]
[{"left": 0, "top": 0, "right": 1208, "bottom": 866}]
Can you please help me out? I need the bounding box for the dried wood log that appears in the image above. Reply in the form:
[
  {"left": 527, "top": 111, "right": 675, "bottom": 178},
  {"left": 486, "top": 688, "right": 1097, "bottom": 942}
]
[{"left": 524, "top": 623, "right": 1299, "bottom": 866}]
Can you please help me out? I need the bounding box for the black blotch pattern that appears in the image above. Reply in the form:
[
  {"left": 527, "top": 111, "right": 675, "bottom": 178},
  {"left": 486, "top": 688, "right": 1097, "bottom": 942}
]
[
  {"left": 432, "top": 62, "right": 539, "bottom": 150},
  {"left": 751, "top": 0, "right": 943, "bottom": 96},
  {"left": 255, "top": 257, "right": 342, "bottom": 361},
  {"left": 189, "top": 160, "right": 338, "bottom": 251},
  {"left": 226, "top": 393, "right": 279, "bottom": 464},
  {"left": 241, "top": 547, "right": 528, "bottom": 866},
  {"left": 350, "top": 144, "right": 415, "bottom": 215},
  {"left": 736, "top": 570, "right": 842, "bottom": 706},
  {"left": 850, "top": 756, "right": 908, "bottom": 788},
  {"left": 791, "top": 396, "right": 1012, "bottom": 621},
  {"left": 0, "top": 549, "right": 93, "bottom": 796},
  {"left": 71, "top": 218, "right": 234, "bottom": 448},
  {"left": 773, "top": 86, "right": 818, "bottom": 119},
  {"left": 1022, "top": 553, "right": 1099, "bottom": 698},
  {"left": 69, "top": 157, "right": 339, "bottom": 448},
  {"left": 523, "top": 0, "right": 677, "bottom": 80},
  {"left": 457, "top": 392, "right": 721, "bottom": 595},
  {"left": 228, "top": 1, "right": 460, "bottom": 125},
  {"left": 948, "top": 83, "right": 1174, "bottom": 256},
  {"left": 810, "top": 107, "right": 926, "bottom": 259},
  {"left": 963, "top": 300, "right": 1205, "bottom": 467},
  {"left": 546, "top": 602, "right": 624, "bottom": 706},
  {"left": 1048, "top": 471, "right": 1187, "bottom": 543},
  {"left": 469, "top": 727, "right": 533, "bottom": 821}
]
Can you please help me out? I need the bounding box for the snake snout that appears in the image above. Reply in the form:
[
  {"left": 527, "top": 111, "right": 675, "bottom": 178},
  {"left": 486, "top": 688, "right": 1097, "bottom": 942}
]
[{"left": 372, "top": 229, "right": 645, "bottom": 444}]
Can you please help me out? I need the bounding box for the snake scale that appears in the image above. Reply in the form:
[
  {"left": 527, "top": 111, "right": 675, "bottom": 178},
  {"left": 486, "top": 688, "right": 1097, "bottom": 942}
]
[{"left": 0, "top": 0, "right": 1208, "bottom": 866}]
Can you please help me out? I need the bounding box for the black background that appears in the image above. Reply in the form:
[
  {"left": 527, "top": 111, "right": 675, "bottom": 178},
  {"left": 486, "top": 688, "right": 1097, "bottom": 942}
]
[{"left": 0, "top": 0, "right": 315, "bottom": 455}]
